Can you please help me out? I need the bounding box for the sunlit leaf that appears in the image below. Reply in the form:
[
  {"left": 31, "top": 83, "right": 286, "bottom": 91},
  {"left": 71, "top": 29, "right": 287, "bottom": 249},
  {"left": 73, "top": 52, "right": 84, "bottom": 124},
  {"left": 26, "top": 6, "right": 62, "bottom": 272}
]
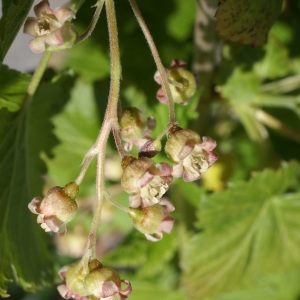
[
  {"left": 103, "top": 228, "right": 177, "bottom": 278},
  {"left": 215, "top": 0, "right": 283, "bottom": 46},
  {"left": 206, "top": 269, "right": 300, "bottom": 300},
  {"left": 182, "top": 161, "right": 300, "bottom": 299}
]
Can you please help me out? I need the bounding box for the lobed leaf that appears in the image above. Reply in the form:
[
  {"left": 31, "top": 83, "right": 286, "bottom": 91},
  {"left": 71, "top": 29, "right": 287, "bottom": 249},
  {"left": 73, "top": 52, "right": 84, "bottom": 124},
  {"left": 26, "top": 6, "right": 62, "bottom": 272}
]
[
  {"left": 182, "top": 161, "right": 300, "bottom": 299},
  {"left": 0, "top": 73, "right": 74, "bottom": 296}
]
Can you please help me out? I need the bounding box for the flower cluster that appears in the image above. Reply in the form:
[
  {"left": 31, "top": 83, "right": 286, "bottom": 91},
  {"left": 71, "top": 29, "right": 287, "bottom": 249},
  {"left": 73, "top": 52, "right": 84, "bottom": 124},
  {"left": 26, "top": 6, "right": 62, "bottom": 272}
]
[
  {"left": 25, "top": 1, "right": 219, "bottom": 298},
  {"left": 58, "top": 259, "right": 132, "bottom": 300},
  {"left": 119, "top": 63, "right": 218, "bottom": 239}
]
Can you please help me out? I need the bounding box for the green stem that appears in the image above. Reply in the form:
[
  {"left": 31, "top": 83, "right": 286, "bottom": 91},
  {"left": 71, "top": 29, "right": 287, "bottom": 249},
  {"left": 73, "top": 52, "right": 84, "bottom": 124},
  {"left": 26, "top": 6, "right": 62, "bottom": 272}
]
[
  {"left": 128, "top": 0, "right": 176, "bottom": 125},
  {"left": 26, "top": 52, "right": 52, "bottom": 99},
  {"left": 106, "top": 191, "right": 130, "bottom": 213},
  {"left": 255, "top": 109, "right": 300, "bottom": 143},
  {"left": 76, "top": 0, "right": 105, "bottom": 43}
]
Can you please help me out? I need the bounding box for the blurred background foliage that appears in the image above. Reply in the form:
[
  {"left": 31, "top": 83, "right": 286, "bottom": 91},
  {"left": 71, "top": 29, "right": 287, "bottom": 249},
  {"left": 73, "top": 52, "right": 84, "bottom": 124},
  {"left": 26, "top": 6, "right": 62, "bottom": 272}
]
[{"left": 1, "top": 0, "right": 300, "bottom": 299}]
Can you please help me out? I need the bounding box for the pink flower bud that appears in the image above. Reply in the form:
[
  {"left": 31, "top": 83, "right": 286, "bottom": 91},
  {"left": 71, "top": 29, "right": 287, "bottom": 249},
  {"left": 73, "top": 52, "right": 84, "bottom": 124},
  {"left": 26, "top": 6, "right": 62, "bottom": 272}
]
[
  {"left": 165, "top": 127, "right": 218, "bottom": 182},
  {"left": 28, "top": 182, "right": 79, "bottom": 235},
  {"left": 23, "top": 0, "right": 77, "bottom": 53},
  {"left": 57, "top": 262, "right": 89, "bottom": 300},
  {"left": 84, "top": 259, "right": 132, "bottom": 299},
  {"left": 128, "top": 198, "right": 175, "bottom": 242},
  {"left": 154, "top": 59, "right": 197, "bottom": 105},
  {"left": 119, "top": 107, "right": 156, "bottom": 152},
  {"left": 121, "top": 157, "right": 173, "bottom": 208}
]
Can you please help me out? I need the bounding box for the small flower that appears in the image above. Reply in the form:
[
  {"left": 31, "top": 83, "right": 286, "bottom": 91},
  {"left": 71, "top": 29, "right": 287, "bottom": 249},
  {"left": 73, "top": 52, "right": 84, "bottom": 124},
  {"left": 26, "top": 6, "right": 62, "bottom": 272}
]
[
  {"left": 28, "top": 182, "right": 79, "bottom": 235},
  {"left": 23, "top": 0, "right": 77, "bottom": 53},
  {"left": 57, "top": 262, "right": 89, "bottom": 300},
  {"left": 119, "top": 107, "right": 156, "bottom": 152},
  {"left": 165, "top": 127, "right": 218, "bottom": 182},
  {"left": 128, "top": 198, "right": 175, "bottom": 242},
  {"left": 154, "top": 59, "right": 197, "bottom": 105},
  {"left": 84, "top": 259, "right": 132, "bottom": 300},
  {"left": 121, "top": 157, "right": 173, "bottom": 208}
]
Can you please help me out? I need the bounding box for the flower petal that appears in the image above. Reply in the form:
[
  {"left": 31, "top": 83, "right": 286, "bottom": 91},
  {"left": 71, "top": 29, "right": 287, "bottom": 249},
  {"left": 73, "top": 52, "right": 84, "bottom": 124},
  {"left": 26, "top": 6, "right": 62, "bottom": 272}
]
[
  {"left": 156, "top": 88, "right": 168, "bottom": 104},
  {"left": 145, "top": 232, "right": 162, "bottom": 242},
  {"left": 171, "top": 162, "right": 184, "bottom": 178},
  {"left": 102, "top": 281, "right": 120, "bottom": 298},
  {"left": 23, "top": 17, "right": 39, "bottom": 36},
  {"left": 129, "top": 194, "right": 141, "bottom": 208},
  {"left": 155, "top": 162, "right": 172, "bottom": 177},
  {"left": 159, "top": 198, "right": 175, "bottom": 214},
  {"left": 28, "top": 197, "right": 42, "bottom": 214},
  {"left": 178, "top": 140, "right": 195, "bottom": 161},
  {"left": 160, "top": 216, "right": 175, "bottom": 234},
  {"left": 54, "top": 7, "right": 76, "bottom": 24},
  {"left": 154, "top": 70, "right": 163, "bottom": 84},
  {"left": 44, "top": 29, "right": 64, "bottom": 46},
  {"left": 34, "top": 0, "right": 53, "bottom": 18},
  {"left": 208, "top": 151, "right": 219, "bottom": 165},
  {"left": 120, "top": 279, "right": 132, "bottom": 297},
  {"left": 28, "top": 37, "right": 46, "bottom": 53},
  {"left": 58, "top": 266, "right": 69, "bottom": 280},
  {"left": 171, "top": 59, "right": 188, "bottom": 68},
  {"left": 137, "top": 171, "right": 154, "bottom": 189},
  {"left": 57, "top": 284, "right": 72, "bottom": 299},
  {"left": 183, "top": 167, "right": 201, "bottom": 182},
  {"left": 201, "top": 136, "right": 217, "bottom": 152}
]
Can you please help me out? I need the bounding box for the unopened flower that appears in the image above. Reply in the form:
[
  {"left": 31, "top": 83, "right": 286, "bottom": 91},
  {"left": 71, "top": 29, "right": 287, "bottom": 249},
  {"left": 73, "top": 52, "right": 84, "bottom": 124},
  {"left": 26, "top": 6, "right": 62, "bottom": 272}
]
[
  {"left": 23, "top": 0, "right": 77, "bottom": 53},
  {"left": 128, "top": 198, "right": 175, "bottom": 242},
  {"left": 57, "top": 262, "right": 89, "bottom": 300},
  {"left": 121, "top": 157, "right": 173, "bottom": 208},
  {"left": 28, "top": 182, "right": 79, "bottom": 235},
  {"left": 154, "top": 59, "right": 197, "bottom": 105},
  {"left": 119, "top": 107, "right": 156, "bottom": 152},
  {"left": 165, "top": 127, "right": 218, "bottom": 182},
  {"left": 85, "top": 259, "right": 132, "bottom": 300}
]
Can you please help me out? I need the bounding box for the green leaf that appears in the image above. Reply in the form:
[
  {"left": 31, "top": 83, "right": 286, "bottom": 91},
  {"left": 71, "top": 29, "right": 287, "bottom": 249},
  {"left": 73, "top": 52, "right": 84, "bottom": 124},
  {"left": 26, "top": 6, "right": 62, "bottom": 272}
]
[
  {"left": 0, "top": 65, "right": 31, "bottom": 112},
  {"left": 182, "top": 161, "right": 300, "bottom": 299},
  {"left": 103, "top": 228, "right": 177, "bottom": 278},
  {"left": 215, "top": 0, "right": 283, "bottom": 46},
  {"left": 166, "top": 0, "right": 196, "bottom": 41},
  {"left": 217, "top": 68, "right": 269, "bottom": 141},
  {"left": 0, "top": 0, "right": 34, "bottom": 63},
  {"left": 206, "top": 269, "right": 300, "bottom": 300},
  {"left": 44, "top": 80, "right": 101, "bottom": 192},
  {"left": 65, "top": 36, "right": 110, "bottom": 83},
  {"left": 0, "top": 74, "right": 74, "bottom": 296},
  {"left": 253, "top": 35, "right": 289, "bottom": 79},
  {"left": 127, "top": 279, "right": 187, "bottom": 300}
]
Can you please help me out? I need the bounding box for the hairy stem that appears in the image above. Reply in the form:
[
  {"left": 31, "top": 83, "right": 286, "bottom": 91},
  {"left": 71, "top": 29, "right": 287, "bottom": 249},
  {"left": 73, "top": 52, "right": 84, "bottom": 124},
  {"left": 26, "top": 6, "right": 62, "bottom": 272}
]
[
  {"left": 80, "top": 0, "right": 121, "bottom": 259},
  {"left": 77, "top": 0, "right": 105, "bottom": 43},
  {"left": 128, "top": 0, "right": 176, "bottom": 124}
]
